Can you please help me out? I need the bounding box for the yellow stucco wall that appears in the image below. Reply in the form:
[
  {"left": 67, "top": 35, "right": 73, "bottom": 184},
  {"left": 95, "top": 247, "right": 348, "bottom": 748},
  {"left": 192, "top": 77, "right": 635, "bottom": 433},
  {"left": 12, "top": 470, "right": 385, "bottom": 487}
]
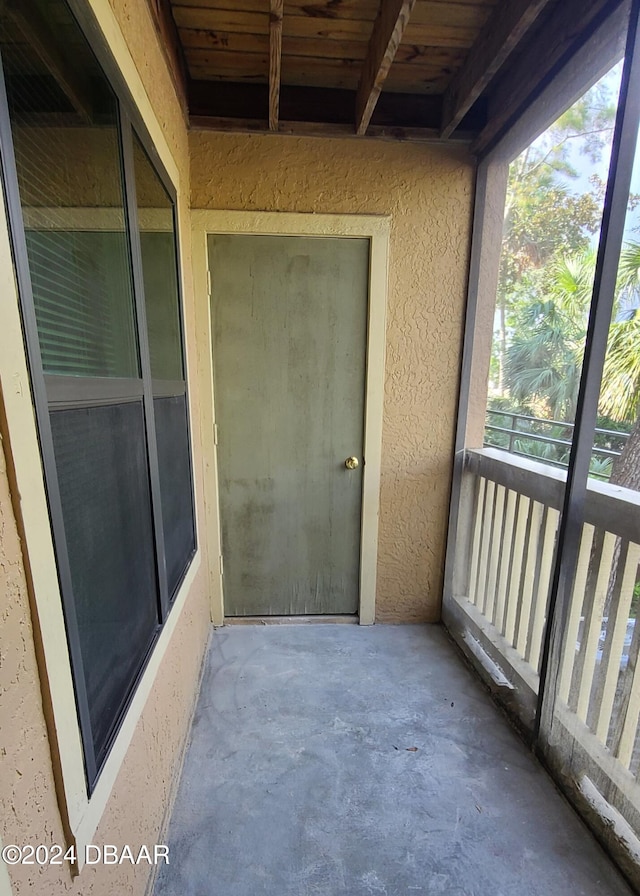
[
  {"left": 190, "top": 132, "right": 475, "bottom": 622},
  {"left": 0, "top": 2, "right": 211, "bottom": 895}
]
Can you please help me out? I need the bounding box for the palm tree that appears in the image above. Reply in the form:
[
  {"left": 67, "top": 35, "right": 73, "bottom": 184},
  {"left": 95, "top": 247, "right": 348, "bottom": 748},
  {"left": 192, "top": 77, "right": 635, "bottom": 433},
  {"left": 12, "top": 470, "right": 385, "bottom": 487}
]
[
  {"left": 499, "top": 233, "right": 640, "bottom": 627},
  {"left": 602, "top": 242, "right": 640, "bottom": 489},
  {"left": 502, "top": 243, "right": 640, "bottom": 488},
  {"left": 504, "top": 252, "right": 594, "bottom": 421}
]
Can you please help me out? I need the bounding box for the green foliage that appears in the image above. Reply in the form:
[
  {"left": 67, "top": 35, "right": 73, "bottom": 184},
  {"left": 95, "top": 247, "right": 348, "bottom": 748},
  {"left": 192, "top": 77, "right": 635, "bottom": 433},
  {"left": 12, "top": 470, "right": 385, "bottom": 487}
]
[
  {"left": 588, "top": 456, "right": 613, "bottom": 481},
  {"left": 498, "top": 245, "right": 640, "bottom": 426},
  {"left": 486, "top": 400, "right": 572, "bottom": 468},
  {"left": 512, "top": 437, "right": 567, "bottom": 465},
  {"left": 503, "top": 253, "right": 594, "bottom": 420},
  {"left": 485, "top": 400, "right": 621, "bottom": 478},
  {"left": 489, "top": 63, "right": 640, "bottom": 463},
  {"left": 600, "top": 311, "right": 640, "bottom": 421},
  {"left": 595, "top": 414, "right": 634, "bottom": 437},
  {"left": 491, "top": 69, "right": 621, "bottom": 403},
  {"left": 599, "top": 243, "right": 640, "bottom": 423},
  {"left": 485, "top": 64, "right": 640, "bottom": 490},
  {"left": 497, "top": 74, "right": 618, "bottom": 301},
  {"left": 501, "top": 187, "right": 600, "bottom": 289},
  {"left": 593, "top": 414, "right": 632, "bottom": 472}
]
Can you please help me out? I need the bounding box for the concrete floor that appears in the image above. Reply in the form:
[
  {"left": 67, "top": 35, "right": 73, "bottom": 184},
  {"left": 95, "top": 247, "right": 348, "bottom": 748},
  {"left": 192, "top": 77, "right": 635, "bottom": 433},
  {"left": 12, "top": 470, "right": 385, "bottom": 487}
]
[{"left": 154, "top": 624, "right": 634, "bottom": 896}]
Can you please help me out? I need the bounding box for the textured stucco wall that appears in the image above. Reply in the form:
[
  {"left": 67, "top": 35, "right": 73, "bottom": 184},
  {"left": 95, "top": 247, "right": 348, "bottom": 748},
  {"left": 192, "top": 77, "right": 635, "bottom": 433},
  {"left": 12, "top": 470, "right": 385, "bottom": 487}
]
[
  {"left": 190, "top": 132, "right": 475, "bottom": 622},
  {"left": 0, "top": 2, "right": 210, "bottom": 895},
  {"left": 0, "top": 420, "right": 207, "bottom": 895},
  {"left": 0, "top": 424, "right": 68, "bottom": 895}
]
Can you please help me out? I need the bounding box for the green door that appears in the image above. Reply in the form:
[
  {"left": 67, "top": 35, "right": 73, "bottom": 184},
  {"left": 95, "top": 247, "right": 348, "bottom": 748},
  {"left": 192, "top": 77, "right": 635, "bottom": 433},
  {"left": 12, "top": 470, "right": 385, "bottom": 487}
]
[{"left": 209, "top": 234, "right": 369, "bottom": 616}]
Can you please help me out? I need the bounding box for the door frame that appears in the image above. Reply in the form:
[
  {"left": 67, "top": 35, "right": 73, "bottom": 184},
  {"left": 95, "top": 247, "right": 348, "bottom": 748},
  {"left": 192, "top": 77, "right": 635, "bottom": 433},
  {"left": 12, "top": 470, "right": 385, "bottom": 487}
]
[{"left": 192, "top": 210, "right": 390, "bottom": 625}]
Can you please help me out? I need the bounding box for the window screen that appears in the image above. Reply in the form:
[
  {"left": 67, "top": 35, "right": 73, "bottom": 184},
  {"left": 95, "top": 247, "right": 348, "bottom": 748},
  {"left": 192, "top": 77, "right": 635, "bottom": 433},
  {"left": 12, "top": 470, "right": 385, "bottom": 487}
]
[
  {"left": 154, "top": 395, "right": 195, "bottom": 597},
  {"left": 51, "top": 403, "right": 158, "bottom": 765}
]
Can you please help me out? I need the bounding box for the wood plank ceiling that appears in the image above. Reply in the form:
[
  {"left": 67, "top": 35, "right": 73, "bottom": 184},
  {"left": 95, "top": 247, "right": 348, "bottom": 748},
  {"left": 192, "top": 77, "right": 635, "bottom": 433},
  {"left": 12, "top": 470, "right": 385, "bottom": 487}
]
[{"left": 152, "top": 0, "right": 629, "bottom": 150}]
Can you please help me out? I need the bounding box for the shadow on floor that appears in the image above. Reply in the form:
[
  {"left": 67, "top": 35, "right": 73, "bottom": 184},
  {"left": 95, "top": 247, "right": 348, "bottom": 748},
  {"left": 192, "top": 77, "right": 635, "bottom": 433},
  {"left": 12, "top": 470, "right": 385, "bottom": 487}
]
[{"left": 154, "top": 624, "right": 634, "bottom": 896}]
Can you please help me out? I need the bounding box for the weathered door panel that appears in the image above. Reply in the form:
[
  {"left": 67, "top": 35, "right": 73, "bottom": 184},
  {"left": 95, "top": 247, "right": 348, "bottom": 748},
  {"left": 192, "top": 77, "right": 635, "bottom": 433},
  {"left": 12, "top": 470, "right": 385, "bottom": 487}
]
[{"left": 209, "top": 234, "right": 369, "bottom": 616}]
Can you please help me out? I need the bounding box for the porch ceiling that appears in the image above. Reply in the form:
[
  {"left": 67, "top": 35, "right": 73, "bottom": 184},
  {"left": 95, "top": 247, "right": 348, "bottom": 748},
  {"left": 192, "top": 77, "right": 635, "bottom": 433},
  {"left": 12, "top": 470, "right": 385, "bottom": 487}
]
[{"left": 151, "top": 0, "right": 628, "bottom": 151}]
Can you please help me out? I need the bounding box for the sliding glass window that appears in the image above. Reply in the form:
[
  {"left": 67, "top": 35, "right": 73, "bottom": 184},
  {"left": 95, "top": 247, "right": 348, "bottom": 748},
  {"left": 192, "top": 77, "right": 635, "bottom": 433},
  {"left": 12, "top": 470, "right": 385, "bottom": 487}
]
[
  {"left": 0, "top": 0, "right": 195, "bottom": 788},
  {"left": 132, "top": 133, "right": 195, "bottom": 600}
]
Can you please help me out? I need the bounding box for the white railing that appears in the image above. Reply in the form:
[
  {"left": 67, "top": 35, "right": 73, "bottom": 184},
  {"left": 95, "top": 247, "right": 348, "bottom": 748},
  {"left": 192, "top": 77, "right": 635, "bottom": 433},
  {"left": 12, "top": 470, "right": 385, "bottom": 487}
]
[
  {"left": 455, "top": 449, "right": 565, "bottom": 699},
  {"left": 450, "top": 447, "right": 640, "bottom": 834},
  {"left": 467, "top": 461, "right": 560, "bottom": 677}
]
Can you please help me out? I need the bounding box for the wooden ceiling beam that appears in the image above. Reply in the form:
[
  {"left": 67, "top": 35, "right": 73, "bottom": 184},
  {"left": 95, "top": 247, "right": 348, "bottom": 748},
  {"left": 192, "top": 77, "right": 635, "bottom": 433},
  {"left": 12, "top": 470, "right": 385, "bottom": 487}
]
[
  {"left": 190, "top": 114, "right": 476, "bottom": 144},
  {"left": 269, "top": 0, "right": 283, "bottom": 131},
  {"left": 6, "top": 0, "right": 93, "bottom": 123},
  {"left": 188, "top": 81, "right": 461, "bottom": 132},
  {"left": 474, "top": 0, "right": 628, "bottom": 154},
  {"left": 354, "top": 0, "right": 417, "bottom": 136},
  {"left": 440, "top": 0, "right": 552, "bottom": 139},
  {"left": 146, "top": 0, "right": 189, "bottom": 111},
  {"left": 171, "top": 7, "right": 479, "bottom": 50}
]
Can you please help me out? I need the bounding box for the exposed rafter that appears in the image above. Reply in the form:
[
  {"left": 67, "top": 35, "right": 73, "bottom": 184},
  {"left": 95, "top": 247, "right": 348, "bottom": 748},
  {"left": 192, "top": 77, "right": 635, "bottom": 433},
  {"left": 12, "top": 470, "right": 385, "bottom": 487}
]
[
  {"left": 355, "top": 0, "right": 416, "bottom": 137},
  {"left": 6, "top": 0, "right": 93, "bottom": 123},
  {"left": 440, "top": 0, "right": 552, "bottom": 139},
  {"left": 474, "top": 0, "right": 629, "bottom": 154},
  {"left": 169, "top": 0, "right": 627, "bottom": 145},
  {"left": 190, "top": 116, "right": 451, "bottom": 143},
  {"left": 269, "top": 0, "right": 283, "bottom": 131},
  {"left": 188, "top": 82, "right": 473, "bottom": 137}
]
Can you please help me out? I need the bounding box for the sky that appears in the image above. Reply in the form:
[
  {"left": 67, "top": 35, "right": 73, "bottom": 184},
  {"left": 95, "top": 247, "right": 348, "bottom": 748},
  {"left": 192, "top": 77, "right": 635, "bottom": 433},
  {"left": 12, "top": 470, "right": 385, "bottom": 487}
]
[{"left": 527, "top": 60, "right": 640, "bottom": 242}]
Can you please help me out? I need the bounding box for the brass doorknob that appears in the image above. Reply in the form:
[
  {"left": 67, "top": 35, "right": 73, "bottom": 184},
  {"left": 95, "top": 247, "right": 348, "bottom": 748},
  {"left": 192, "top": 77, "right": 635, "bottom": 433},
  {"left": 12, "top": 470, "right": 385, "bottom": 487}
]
[{"left": 345, "top": 456, "right": 359, "bottom": 470}]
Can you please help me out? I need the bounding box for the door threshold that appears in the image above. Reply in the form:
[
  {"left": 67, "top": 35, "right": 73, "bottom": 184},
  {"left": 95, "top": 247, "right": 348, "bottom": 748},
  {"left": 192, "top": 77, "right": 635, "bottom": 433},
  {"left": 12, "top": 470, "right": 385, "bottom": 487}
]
[{"left": 224, "top": 615, "right": 359, "bottom": 626}]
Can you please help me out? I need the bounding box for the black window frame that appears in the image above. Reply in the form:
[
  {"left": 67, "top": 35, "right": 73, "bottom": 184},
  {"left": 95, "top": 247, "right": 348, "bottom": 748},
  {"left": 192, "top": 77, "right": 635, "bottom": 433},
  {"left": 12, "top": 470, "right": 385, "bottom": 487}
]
[{"left": 0, "top": 0, "right": 196, "bottom": 791}]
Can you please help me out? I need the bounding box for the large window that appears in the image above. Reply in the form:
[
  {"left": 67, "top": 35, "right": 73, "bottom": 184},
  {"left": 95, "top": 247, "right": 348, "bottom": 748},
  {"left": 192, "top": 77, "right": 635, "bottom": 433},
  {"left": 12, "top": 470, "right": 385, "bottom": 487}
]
[{"left": 0, "top": 0, "right": 195, "bottom": 788}]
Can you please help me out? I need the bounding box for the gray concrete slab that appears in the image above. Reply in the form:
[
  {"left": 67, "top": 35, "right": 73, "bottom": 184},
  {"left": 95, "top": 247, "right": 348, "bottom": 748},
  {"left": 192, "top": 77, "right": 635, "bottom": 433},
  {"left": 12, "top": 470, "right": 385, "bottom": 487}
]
[{"left": 154, "top": 624, "right": 635, "bottom": 896}]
